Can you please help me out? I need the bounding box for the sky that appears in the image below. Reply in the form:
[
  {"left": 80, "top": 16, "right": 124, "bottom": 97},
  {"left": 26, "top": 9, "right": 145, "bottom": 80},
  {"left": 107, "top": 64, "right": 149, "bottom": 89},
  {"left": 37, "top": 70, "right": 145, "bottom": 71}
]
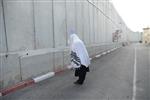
[{"left": 112, "top": 0, "right": 150, "bottom": 32}]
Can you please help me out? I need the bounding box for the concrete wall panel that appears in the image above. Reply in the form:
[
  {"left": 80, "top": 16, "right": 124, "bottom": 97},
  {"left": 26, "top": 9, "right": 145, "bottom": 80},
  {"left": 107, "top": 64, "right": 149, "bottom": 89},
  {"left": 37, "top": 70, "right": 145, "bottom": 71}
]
[
  {"left": 63, "top": 49, "right": 70, "bottom": 67},
  {"left": 99, "top": 45, "right": 106, "bottom": 53},
  {"left": 106, "top": 44, "right": 111, "bottom": 50},
  {"left": 88, "top": 46, "right": 95, "bottom": 57},
  {"left": 98, "top": 0, "right": 103, "bottom": 10},
  {"left": 34, "top": 0, "right": 53, "bottom": 49},
  {"left": 103, "top": 15, "right": 107, "bottom": 43},
  {"left": 94, "top": 8, "right": 98, "bottom": 43},
  {"left": 21, "top": 53, "right": 53, "bottom": 80},
  {"left": 89, "top": 4, "right": 94, "bottom": 44},
  {"left": 105, "top": 20, "right": 112, "bottom": 43},
  {"left": 54, "top": 51, "right": 64, "bottom": 72},
  {"left": 3, "top": 0, "right": 35, "bottom": 52},
  {"left": 83, "top": 1, "right": 90, "bottom": 45},
  {"left": 109, "top": 22, "right": 114, "bottom": 43},
  {"left": 98, "top": 11, "right": 103, "bottom": 44},
  {"left": 53, "top": 1, "right": 67, "bottom": 48},
  {"left": 95, "top": 46, "right": 100, "bottom": 54},
  {"left": 86, "top": 47, "right": 92, "bottom": 56},
  {"left": 0, "top": 0, "right": 7, "bottom": 53},
  {"left": 0, "top": 54, "right": 20, "bottom": 89},
  {"left": 128, "top": 32, "right": 141, "bottom": 42},
  {"left": 66, "top": 0, "right": 76, "bottom": 42},
  {"left": 75, "top": 1, "right": 84, "bottom": 40},
  {"left": 96, "top": 9, "right": 99, "bottom": 43}
]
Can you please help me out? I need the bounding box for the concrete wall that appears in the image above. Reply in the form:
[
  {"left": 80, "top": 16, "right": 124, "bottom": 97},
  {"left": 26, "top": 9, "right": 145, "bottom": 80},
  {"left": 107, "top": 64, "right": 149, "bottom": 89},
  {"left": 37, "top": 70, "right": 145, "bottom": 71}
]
[
  {"left": 76, "top": 1, "right": 84, "bottom": 41},
  {"left": 66, "top": 0, "right": 76, "bottom": 46},
  {"left": 34, "top": 0, "right": 54, "bottom": 49},
  {"left": 0, "top": 54, "right": 21, "bottom": 88},
  {"left": 0, "top": 0, "right": 7, "bottom": 53},
  {"left": 0, "top": 0, "right": 136, "bottom": 89},
  {"left": 128, "top": 32, "right": 141, "bottom": 42},
  {"left": 3, "top": 0, "right": 35, "bottom": 52},
  {"left": 53, "top": 1, "right": 67, "bottom": 48}
]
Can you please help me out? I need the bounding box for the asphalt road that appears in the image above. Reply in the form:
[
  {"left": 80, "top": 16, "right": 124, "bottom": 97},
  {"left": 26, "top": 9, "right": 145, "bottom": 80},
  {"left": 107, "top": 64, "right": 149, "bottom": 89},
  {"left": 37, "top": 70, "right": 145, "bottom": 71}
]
[
  {"left": 1, "top": 44, "right": 149, "bottom": 100},
  {"left": 136, "top": 44, "right": 150, "bottom": 100}
]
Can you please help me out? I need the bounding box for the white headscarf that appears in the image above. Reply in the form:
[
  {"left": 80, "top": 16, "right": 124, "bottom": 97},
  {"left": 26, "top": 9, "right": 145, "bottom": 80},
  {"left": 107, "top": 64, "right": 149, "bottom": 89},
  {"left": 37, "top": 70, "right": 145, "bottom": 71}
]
[{"left": 70, "top": 33, "right": 90, "bottom": 68}]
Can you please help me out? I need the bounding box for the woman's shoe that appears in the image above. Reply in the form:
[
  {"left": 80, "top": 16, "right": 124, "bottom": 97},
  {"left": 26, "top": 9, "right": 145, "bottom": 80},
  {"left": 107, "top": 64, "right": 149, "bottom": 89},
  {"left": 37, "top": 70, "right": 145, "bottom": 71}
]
[{"left": 74, "top": 81, "right": 83, "bottom": 85}]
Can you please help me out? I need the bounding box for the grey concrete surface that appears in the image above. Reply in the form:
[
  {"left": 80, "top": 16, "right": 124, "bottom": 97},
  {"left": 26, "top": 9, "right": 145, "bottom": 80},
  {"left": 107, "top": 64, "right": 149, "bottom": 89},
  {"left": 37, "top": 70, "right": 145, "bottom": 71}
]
[
  {"left": 21, "top": 52, "right": 54, "bottom": 80},
  {"left": 34, "top": 0, "right": 53, "bottom": 49},
  {"left": 75, "top": 1, "right": 84, "bottom": 41},
  {"left": 3, "top": 0, "right": 35, "bottom": 52},
  {"left": 136, "top": 45, "right": 150, "bottom": 100},
  {"left": 0, "top": 0, "right": 7, "bottom": 53},
  {"left": 0, "top": 0, "right": 142, "bottom": 90},
  {"left": 66, "top": 0, "right": 76, "bottom": 43},
  {"left": 53, "top": 51, "right": 64, "bottom": 72},
  {"left": 83, "top": 0, "right": 90, "bottom": 45},
  {"left": 94, "top": 7, "right": 98, "bottom": 44},
  {"left": 0, "top": 54, "right": 21, "bottom": 89},
  {"left": 63, "top": 49, "right": 70, "bottom": 67},
  {"left": 89, "top": 3, "right": 94, "bottom": 44},
  {"left": 2, "top": 44, "right": 149, "bottom": 100},
  {"left": 53, "top": 1, "right": 67, "bottom": 48}
]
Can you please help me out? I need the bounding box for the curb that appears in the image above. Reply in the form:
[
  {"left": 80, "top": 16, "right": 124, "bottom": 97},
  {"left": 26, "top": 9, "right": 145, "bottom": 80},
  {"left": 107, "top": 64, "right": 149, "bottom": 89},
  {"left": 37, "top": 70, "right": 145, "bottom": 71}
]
[
  {"left": 0, "top": 47, "right": 121, "bottom": 96},
  {"left": 93, "top": 47, "right": 120, "bottom": 59},
  {"left": 0, "top": 80, "right": 34, "bottom": 96},
  {"left": 0, "top": 69, "right": 68, "bottom": 96}
]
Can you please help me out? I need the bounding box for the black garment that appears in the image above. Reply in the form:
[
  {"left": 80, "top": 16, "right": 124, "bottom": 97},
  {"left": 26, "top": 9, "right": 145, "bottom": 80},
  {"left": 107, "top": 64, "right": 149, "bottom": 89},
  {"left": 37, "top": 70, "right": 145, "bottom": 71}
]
[{"left": 74, "top": 65, "right": 89, "bottom": 84}]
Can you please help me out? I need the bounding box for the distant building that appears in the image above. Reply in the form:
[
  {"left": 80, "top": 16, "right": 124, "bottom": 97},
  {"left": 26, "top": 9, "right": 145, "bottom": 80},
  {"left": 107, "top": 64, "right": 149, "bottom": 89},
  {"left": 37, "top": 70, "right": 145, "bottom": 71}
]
[{"left": 143, "top": 27, "right": 150, "bottom": 44}]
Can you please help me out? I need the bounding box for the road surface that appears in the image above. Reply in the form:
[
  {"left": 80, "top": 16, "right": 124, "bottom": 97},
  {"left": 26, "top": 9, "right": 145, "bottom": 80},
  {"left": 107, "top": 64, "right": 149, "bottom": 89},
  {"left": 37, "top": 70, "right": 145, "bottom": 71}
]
[{"left": 1, "top": 44, "right": 150, "bottom": 100}]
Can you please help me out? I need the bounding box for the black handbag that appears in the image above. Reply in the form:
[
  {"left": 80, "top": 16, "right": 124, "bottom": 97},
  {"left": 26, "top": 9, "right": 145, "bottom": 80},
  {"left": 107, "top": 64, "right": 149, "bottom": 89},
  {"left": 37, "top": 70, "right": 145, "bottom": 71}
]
[{"left": 75, "top": 68, "right": 80, "bottom": 77}]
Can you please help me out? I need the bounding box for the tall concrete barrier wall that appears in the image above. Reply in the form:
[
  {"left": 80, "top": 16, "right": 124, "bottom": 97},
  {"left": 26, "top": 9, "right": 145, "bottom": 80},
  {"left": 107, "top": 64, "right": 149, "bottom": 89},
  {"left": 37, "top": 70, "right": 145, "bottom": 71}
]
[
  {"left": 128, "top": 32, "right": 142, "bottom": 43},
  {"left": 0, "top": 0, "right": 132, "bottom": 89}
]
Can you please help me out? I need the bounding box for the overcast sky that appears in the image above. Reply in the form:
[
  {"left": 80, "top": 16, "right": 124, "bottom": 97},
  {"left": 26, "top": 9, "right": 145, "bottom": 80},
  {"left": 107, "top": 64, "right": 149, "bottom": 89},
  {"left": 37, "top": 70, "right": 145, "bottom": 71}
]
[{"left": 112, "top": 0, "right": 150, "bottom": 32}]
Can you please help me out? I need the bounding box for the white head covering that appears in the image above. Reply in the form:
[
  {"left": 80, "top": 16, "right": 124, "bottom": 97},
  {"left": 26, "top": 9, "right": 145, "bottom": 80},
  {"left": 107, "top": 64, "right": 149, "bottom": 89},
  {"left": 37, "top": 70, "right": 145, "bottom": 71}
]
[{"left": 69, "top": 32, "right": 90, "bottom": 68}]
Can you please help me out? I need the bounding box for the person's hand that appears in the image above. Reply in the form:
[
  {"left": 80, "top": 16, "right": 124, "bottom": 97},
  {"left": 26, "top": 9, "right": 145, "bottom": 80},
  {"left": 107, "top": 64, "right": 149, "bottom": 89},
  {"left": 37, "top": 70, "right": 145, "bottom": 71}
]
[{"left": 67, "top": 65, "right": 74, "bottom": 70}]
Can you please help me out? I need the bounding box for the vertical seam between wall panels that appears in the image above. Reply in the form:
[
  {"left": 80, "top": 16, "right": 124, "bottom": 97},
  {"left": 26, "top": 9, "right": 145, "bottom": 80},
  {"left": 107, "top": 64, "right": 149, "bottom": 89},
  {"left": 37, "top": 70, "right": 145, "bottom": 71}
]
[
  {"left": 93, "top": 4, "right": 95, "bottom": 44},
  {"left": 85, "top": 1, "right": 87, "bottom": 44},
  {"left": 74, "top": 0, "right": 77, "bottom": 34},
  {"left": 50, "top": 0, "right": 53, "bottom": 48},
  {"left": 1, "top": 0, "right": 7, "bottom": 89},
  {"left": 64, "top": 0, "right": 67, "bottom": 67},
  {"left": 87, "top": 1, "right": 91, "bottom": 45},
  {"left": 19, "top": 57, "right": 23, "bottom": 81},
  {"left": 2, "top": 0, "right": 8, "bottom": 52},
  {"left": 96, "top": 7, "right": 98, "bottom": 44},
  {"left": 52, "top": 0, "right": 55, "bottom": 71},
  {"left": 87, "top": 0, "right": 91, "bottom": 45},
  {"left": 105, "top": 1, "right": 107, "bottom": 44},
  {"left": 104, "top": 2, "right": 106, "bottom": 45},
  {"left": 81, "top": 2, "right": 84, "bottom": 42},
  {"left": 52, "top": 0, "right": 55, "bottom": 48},
  {"left": 32, "top": 0, "right": 36, "bottom": 49},
  {"left": 62, "top": 50, "right": 64, "bottom": 69},
  {"left": 65, "top": 0, "right": 68, "bottom": 46}
]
